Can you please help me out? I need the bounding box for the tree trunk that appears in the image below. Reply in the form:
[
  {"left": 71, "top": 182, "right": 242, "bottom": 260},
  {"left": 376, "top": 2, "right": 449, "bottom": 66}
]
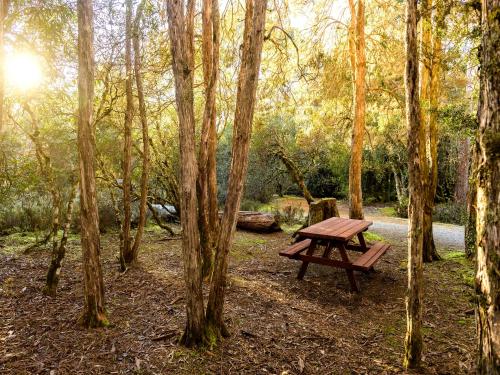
[
  {"left": 0, "top": 1, "right": 9, "bottom": 135},
  {"left": 131, "top": 0, "right": 149, "bottom": 261},
  {"left": 454, "top": 137, "right": 470, "bottom": 204},
  {"left": 198, "top": 0, "right": 221, "bottom": 278},
  {"left": 475, "top": 1, "right": 500, "bottom": 371},
  {"left": 274, "top": 147, "right": 314, "bottom": 205},
  {"left": 420, "top": 0, "right": 440, "bottom": 262},
  {"left": 77, "top": 0, "right": 108, "bottom": 328},
  {"left": 308, "top": 198, "right": 340, "bottom": 226},
  {"left": 403, "top": 0, "right": 424, "bottom": 368},
  {"left": 166, "top": 0, "right": 206, "bottom": 347},
  {"left": 348, "top": 0, "right": 366, "bottom": 220},
  {"left": 205, "top": 0, "right": 267, "bottom": 340},
  {"left": 465, "top": 141, "right": 477, "bottom": 259},
  {"left": 121, "top": 0, "right": 134, "bottom": 267},
  {"left": 44, "top": 182, "right": 77, "bottom": 296}
]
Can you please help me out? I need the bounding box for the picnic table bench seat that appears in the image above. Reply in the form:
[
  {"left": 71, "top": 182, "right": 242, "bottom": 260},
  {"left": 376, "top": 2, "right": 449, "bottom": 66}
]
[
  {"left": 353, "top": 241, "right": 391, "bottom": 271},
  {"left": 279, "top": 239, "right": 312, "bottom": 258}
]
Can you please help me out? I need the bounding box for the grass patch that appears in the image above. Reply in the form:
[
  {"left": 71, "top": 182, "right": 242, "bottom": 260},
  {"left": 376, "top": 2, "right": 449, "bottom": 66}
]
[
  {"left": 364, "top": 231, "right": 384, "bottom": 242},
  {"left": 379, "top": 207, "right": 396, "bottom": 217},
  {"left": 442, "top": 250, "right": 474, "bottom": 288},
  {"left": 280, "top": 223, "right": 303, "bottom": 234}
]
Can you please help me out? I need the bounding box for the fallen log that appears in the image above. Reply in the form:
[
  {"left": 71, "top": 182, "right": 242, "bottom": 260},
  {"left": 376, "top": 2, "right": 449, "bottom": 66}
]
[{"left": 219, "top": 211, "right": 281, "bottom": 233}]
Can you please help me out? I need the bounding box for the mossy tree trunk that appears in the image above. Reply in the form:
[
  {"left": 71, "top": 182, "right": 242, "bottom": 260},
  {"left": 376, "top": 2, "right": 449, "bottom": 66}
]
[
  {"left": 77, "top": 0, "right": 108, "bottom": 328},
  {"left": 403, "top": 0, "right": 424, "bottom": 368},
  {"left": 475, "top": 0, "right": 500, "bottom": 371}
]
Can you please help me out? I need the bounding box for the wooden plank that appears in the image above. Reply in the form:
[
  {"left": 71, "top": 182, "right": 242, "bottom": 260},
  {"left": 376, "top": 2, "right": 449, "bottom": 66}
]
[
  {"left": 296, "top": 254, "right": 355, "bottom": 269},
  {"left": 299, "top": 217, "right": 372, "bottom": 241},
  {"left": 337, "top": 220, "right": 372, "bottom": 240},
  {"left": 297, "top": 239, "right": 318, "bottom": 279},
  {"left": 279, "top": 239, "right": 312, "bottom": 258},
  {"left": 353, "top": 242, "right": 390, "bottom": 270}
]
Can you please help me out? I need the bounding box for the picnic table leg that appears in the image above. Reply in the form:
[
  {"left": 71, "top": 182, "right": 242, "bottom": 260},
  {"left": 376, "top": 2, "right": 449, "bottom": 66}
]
[
  {"left": 297, "top": 239, "right": 317, "bottom": 280},
  {"left": 322, "top": 241, "right": 333, "bottom": 258},
  {"left": 338, "top": 243, "right": 359, "bottom": 292},
  {"left": 357, "top": 232, "right": 368, "bottom": 252}
]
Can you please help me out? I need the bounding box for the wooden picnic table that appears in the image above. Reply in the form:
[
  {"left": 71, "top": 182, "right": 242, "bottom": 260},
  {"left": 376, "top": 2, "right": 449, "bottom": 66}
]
[{"left": 279, "top": 217, "right": 390, "bottom": 292}]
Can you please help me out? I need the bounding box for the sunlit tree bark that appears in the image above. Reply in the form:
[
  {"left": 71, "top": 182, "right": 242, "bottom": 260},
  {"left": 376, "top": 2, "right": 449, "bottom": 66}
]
[
  {"left": 77, "top": 0, "right": 108, "bottom": 328},
  {"left": 121, "top": 0, "right": 134, "bottom": 268},
  {"left": 475, "top": 0, "right": 500, "bottom": 371},
  {"left": 403, "top": 0, "right": 424, "bottom": 368},
  {"left": 347, "top": 0, "right": 366, "bottom": 220},
  {"left": 130, "top": 0, "right": 149, "bottom": 261},
  {"left": 0, "top": 1, "right": 9, "bottom": 134},
  {"left": 166, "top": 0, "right": 206, "bottom": 346},
  {"left": 198, "top": 0, "right": 220, "bottom": 278},
  {"left": 205, "top": 0, "right": 267, "bottom": 339}
]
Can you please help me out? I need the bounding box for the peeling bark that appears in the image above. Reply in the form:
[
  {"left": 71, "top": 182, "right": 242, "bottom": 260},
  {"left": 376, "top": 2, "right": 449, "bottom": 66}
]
[
  {"left": 403, "top": 0, "right": 424, "bottom": 368},
  {"left": 77, "top": 0, "right": 108, "bottom": 328}
]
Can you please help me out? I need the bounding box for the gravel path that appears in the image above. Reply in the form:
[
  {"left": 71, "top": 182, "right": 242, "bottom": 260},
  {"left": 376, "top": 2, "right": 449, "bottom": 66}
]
[{"left": 368, "top": 216, "right": 465, "bottom": 250}]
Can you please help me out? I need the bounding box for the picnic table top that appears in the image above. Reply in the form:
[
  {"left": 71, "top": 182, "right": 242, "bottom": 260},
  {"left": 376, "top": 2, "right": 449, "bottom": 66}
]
[{"left": 298, "top": 216, "right": 373, "bottom": 241}]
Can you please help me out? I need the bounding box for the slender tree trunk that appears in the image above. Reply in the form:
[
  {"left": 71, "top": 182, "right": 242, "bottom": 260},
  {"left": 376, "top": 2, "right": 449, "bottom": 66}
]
[
  {"left": 0, "top": 1, "right": 9, "bottom": 135},
  {"left": 274, "top": 147, "right": 314, "bottom": 205},
  {"left": 205, "top": 0, "right": 267, "bottom": 340},
  {"left": 465, "top": 141, "right": 477, "bottom": 259},
  {"left": 166, "top": 0, "right": 206, "bottom": 347},
  {"left": 198, "top": 0, "right": 220, "bottom": 278},
  {"left": 77, "top": 0, "right": 108, "bottom": 328},
  {"left": 131, "top": 0, "right": 149, "bottom": 260},
  {"left": 348, "top": 0, "right": 366, "bottom": 220},
  {"left": 121, "top": 0, "right": 134, "bottom": 267},
  {"left": 403, "top": 0, "right": 424, "bottom": 368},
  {"left": 454, "top": 137, "right": 470, "bottom": 204},
  {"left": 475, "top": 1, "right": 500, "bottom": 371},
  {"left": 44, "top": 181, "right": 78, "bottom": 296}
]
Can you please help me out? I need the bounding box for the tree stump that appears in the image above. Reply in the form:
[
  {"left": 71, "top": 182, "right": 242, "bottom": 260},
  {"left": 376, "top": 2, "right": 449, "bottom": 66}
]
[{"left": 308, "top": 198, "right": 340, "bottom": 225}]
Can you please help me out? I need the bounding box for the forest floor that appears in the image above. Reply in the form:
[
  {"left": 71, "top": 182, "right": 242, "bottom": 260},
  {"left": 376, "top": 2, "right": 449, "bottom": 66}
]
[{"left": 0, "top": 202, "right": 475, "bottom": 374}]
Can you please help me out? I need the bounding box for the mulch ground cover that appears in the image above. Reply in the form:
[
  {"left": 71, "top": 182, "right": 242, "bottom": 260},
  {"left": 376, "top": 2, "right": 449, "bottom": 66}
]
[{"left": 0, "top": 224, "right": 475, "bottom": 374}]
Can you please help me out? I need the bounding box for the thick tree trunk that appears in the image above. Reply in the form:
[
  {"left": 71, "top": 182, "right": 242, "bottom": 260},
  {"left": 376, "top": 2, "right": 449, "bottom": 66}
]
[
  {"left": 166, "top": 0, "right": 206, "bottom": 347},
  {"left": 454, "top": 137, "right": 470, "bottom": 204},
  {"left": 205, "top": 0, "right": 267, "bottom": 340},
  {"left": 77, "top": 0, "right": 108, "bottom": 328},
  {"left": 348, "top": 0, "right": 366, "bottom": 220},
  {"left": 475, "top": 1, "right": 500, "bottom": 371},
  {"left": 131, "top": 0, "right": 149, "bottom": 260},
  {"left": 121, "top": 0, "right": 134, "bottom": 267},
  {"left": 44, "top": 182, "right": 77, "bottom": 296},
  {"left": 198, "top": 0, "right": 221, "bottom": 278},
  {"left": 274, "top": 147, "right": 314, "bottom": 205},
  {"left": 403, "top": 0, "right": 424, "bottom": 368},
  {"left": 308, "top": 198, "right": 340, "bottom": 226}
]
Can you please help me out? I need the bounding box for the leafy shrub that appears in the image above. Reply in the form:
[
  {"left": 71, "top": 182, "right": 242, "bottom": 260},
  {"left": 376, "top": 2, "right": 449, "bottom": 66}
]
[
  {"left": 433, "top": 202, "right": 467, "bottom": 225},
  {"left": 0, "top": 194, "right": 52, "bottom": 233},
  {"left": 279, "top": 205, "right": 305, "bottom": 224}
]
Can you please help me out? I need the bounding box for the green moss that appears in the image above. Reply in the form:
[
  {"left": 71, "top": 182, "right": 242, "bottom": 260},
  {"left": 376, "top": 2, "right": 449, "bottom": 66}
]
[
  {"left": 442, "top": 250, "right": 475, "bottom": 288},
  {"left": 380, "top": 207, "right": 396, "bottom": 217},
  {"left": 280, "top": 223, "right": 303, "bottom": 234},
  {"left": 364, "top": 231, "right": 384, "bottom": 242}
]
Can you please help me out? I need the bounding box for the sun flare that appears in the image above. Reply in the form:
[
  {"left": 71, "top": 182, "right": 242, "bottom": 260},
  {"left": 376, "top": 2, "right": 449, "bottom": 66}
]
[{"left": 5, "top": 52, "right": 43, "bottom": 91}]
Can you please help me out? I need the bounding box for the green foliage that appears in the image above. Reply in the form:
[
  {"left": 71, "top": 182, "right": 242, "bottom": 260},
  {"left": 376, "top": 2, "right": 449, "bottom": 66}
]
[
  {"left": 395, "top": 197, "right": 409, "bottom": 218},
  {"left": 433, "top": 202, "right": 467, "bottom": 225}
]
